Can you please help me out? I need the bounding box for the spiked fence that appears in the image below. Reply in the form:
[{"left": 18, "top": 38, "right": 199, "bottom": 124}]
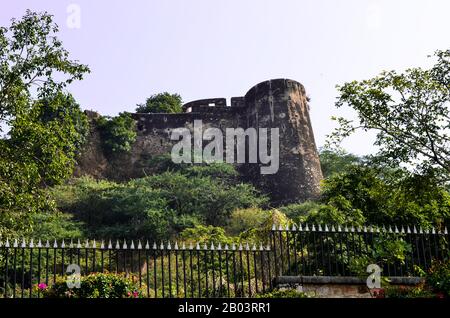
[
  {"left": 0, "top": 239, "right": 273, "bottom": 298},
  {"left": 1, "top": 223, "right": 449, "bottom": 298},
  {"left": 271, "top": 224, "right": 450, "bottom": 277}
]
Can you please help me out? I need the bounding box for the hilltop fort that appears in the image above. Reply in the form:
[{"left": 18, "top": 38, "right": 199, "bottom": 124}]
[{"left": 75, "top": 79, "right": 323, "bottom": 204}]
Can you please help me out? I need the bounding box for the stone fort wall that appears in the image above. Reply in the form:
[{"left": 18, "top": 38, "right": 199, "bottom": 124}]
[{"left": 74, "top": 79, "right": 323, "bottom": 204}]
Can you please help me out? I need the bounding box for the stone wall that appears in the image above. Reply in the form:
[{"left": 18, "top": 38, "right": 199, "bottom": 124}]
[{"left": 74, "top": 79, "right": 323, "bottom": 204}]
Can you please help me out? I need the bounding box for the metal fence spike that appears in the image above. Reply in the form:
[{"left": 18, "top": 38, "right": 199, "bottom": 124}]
[
  {"left": 5, "top": 239, "right": 10, "bottom": 248},
  {"left": 239, "top": 244, "right": 243, "bottom": 251},
  {"left": 60, "top": 240, "right": 65, "bottom": 248},
  {"left": 203, "top": 243, "right": 208, "bottom": 250},
  {"left": 400, "top": 226, "right": 405, "bottom": 233},
  {"left": 174, "top": 241, "right": 178, "bottom": 250},
  {"left": 394, "top": 225, "right": 399, "bottom": 233},
  {"left": 252, "top": 244, "right": 257, "bottom": 251},
  {"left": 325, "top": 224, "right": 329, "bottom": 232},
  {"left": 305, "top": 224, "right": 310, "bottom": 231},
  {"left": 278, "top": 224, "right": 283, "bottom": 231},
  {"left": 407, "top": 226, "right": 411, "bottom": 234},
  {"left": 130, "top": 241, "right": 135, "bottom": 249},
  {"left": 413, "top": 226, "right": 417, "bottom": 233},
  {"left": 312, "top": 224, "right": 316, "bottom": 232},
  {"left": 160, "top": 242, "right": 165, "bottom": 250},
  {"left": 299, "top": 223, "right": 303, "bottom": 231},
  {"left": 210, "top": 242, "right": 215, "bottom": 250},
  {"left": 145, "top": 241, "right": 150, "bottom": 249},
  {"left": 224, "top": 244, "right": 229, "bottom": 250},
  {"left": 196, "top": 243, "right": 201, "bottom": 250},
  {"left": 70, "top": 239, "right": 74, "bottom": 248},
  {"left": 217, "top": 243, "right": 222, "bottom": 250},
  {"left": 266, "top": 244, "right": 271, "bottom": 251},
  {"left": 232, "top": 243, "right": 237, "bottom": 250},
  {"left": 85, "top": 239, "right": 89, "bottom": 248},
  {"left": 37, "top": 239, "right": 42, "bottom": 248},
  {"left": 100, "top": 240, "right": 105, "bottom": 249},
  {"left": 54, "top": 240, "right": 58, "bottom": 248},
  {"left": 92, "top": 239, "right": 96, "bottom": 248},
  {"left": 444, "top": 227, "right": 448, "bottom": 235},
  {"left": 425, "top": 228, "right": 430, "bottom": 234},
  {"left": 29, "top": 239, "right": 34, "bottom": 248},
  {"left": 431, "top": 227, "right": 436, "bottom": 234},
  {"left": 344, "top": 225, "right": 349, "bottom": 232},
  {"left": 167, "top": 242, "right": 171, "bottom": 250},
  {"left": 13, "top": 239, "right": 18, "bottom": 248},
  {"left": 338, "top": 225, "right": 342, "bottom": 232},
  {"left": 318, "top": 224, "right": 322, "bottom": 232},
  {"left": 108, "top": 240, "right": 112, "bottom": 249},
  {"left": 123, "top": 240, "right": 128, "bottom": 249},
  {"left": 116, "top": 240, "right": 120, "bottom": 249},
  {"left": 245, "top": 243, "right": 250, "bottom": 250},
  {"left": 285, "top": 224, "right": 290, "bottom": 231},
  {"left": 182, "top": 242, "right": 186, "bottom": 250},
  {"left": 331, "top": 225, "right": 336, "bottom": 232},
  {"left": 272, "top": 224, "right": 276, "bottom": 231},
  {"left": 419, "top": 227, "right": 423, "bottom": 234},
  {"left": 137, "top": 240, "right": 142, "bottom": 249},
  {"left": 189, "top": 243, "right": 193, "bottom": 250},
  {"left": 350, "top": 226, "right": 355, "bottom": 232},
  {"left": 292, "top": 224, "right": 297, "bottom": 231},
  {"left": 21, "top": 239, "right": 26, "bottom": 248}
]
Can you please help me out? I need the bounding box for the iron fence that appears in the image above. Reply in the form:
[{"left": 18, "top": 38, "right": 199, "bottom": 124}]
[
  {"left": 0, "top": 240, "right": 273, "bottom": 298},
  {"left": 0, "top": 223, "right": 449, "bottom": 298},
  {"left": 271, "top": 224, "right": 450, "bottom": 277}
]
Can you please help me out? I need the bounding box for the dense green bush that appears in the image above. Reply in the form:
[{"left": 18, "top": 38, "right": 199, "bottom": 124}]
[
  {"left": 42, "top": 272, "right": 144, "bottom": 298},
  {"left": 426, "top": 259, "right": 450, "bottom": 297},
  {"left": 49, "top": 164, "right": 266, "bottom": 240},
  {"left": 136, "top": 92, "right": 183, "bottom": 113},
  {"left": 96, "top": 112, "right": 137, "bottom": 154}
]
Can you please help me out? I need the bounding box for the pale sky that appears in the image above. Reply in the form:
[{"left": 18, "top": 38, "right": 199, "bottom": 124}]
[{"left": 1, "top": 0, "right": 449, "bottom": 155}]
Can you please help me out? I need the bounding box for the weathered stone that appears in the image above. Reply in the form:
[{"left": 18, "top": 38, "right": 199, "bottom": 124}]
[{"left": 74, "top": 79, "right": 323, "bottom": 204}]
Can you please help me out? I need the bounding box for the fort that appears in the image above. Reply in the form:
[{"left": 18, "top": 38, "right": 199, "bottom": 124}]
[{"left": 75, "top": 78, "right": 323, "bottom": 204}]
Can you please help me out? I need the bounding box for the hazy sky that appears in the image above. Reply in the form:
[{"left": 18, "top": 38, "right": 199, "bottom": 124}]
[{"left": 1, "top": 0, "right": 449, "bottom": 155}]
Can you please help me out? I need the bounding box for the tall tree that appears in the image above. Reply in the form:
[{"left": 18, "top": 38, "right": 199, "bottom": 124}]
[
  {"left": 136, "top": 92, "right": 182, "bottom": 113},
  {"left": 0, "top": 10, "right": 89, "bottom": 237},
  {"left": 327, "top": 50, "right": 450, "bottom": 179}
]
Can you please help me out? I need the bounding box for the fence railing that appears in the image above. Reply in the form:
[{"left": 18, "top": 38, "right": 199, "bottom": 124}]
[
  {"left": 271, "top": 224, "right": 450, "bottom": 278},
  {"left": 1, "top": 223, "right": 449, "bottom": 298},
  {"left": 0, "top": 240, "right": 273, "bottom": 298}
]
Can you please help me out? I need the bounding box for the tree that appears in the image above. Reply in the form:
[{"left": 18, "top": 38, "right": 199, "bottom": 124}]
[
  {"left": 319, "top": 148, "right": 362, "bottom": 178},
  {"left": 0, "top": 11, "right": 89, "bottom": 237},
  {"left": 96, "top": 112, "right": 137, "bottom": 155},
  {"left": 327, "top": 50, "right": 450, "bottom": 179},
  {"left": 136, "top": 92, "right": 183, "bottom": 113}
]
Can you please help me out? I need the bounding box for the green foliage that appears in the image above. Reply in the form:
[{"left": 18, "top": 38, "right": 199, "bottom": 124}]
[
  {"left": 319, "top": 148, "right": 362, "bottom": 178},
  {"left": 50, "top": 166, "right": 266, "bottom": 240},
  {"left": 383, "top": 285, "right": 436, "bottom": 298},
  {"left": 0, "top": 11, "right": 89, "bottom": 237},
  {"left": 180, "top": 225, "right": 236, "bottom": 245},
  {"left": 227, "top": 208, "right": 270, "bottom": 236},
  {"left": 96, "top": 112, "right": 137, "bottom": 154},
  {"left": 30, "top": 212, "right": 84, "bottom": 241},
  {"left": 255, "top": 289, "right": 309, "bottom": 298},
  {"left": 327, "top": 49, "right": 450, "bottom": 178},
  {"left": 42, "top": 273, "right": 143, "bottom": 298},
  {"left": 426, "top": 259, "right": 450, "bottom": 297},
  {"left": 136, "top": 92, "right": 183, "bottom": 113}
]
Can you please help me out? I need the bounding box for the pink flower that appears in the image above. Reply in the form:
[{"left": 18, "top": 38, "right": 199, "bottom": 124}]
[
  {"left": 133, "top": 291, "right": 139, "bottom": 298},
  {"left": 127, "top": 292, "right": 131, "bottom": 297},
  {"left": 37, "top": 283, "right": 47, "bottom": 290}
]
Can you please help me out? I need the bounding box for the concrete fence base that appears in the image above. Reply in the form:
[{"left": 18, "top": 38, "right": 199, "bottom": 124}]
[{"left": 273, "top": 276, "right": 424, "bottom": 298}]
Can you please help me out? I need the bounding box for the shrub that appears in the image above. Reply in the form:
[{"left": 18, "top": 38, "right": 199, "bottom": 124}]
[
  {"left": 42, "top": 272, "right": 144, "bottom": 298},
  {"left": 96, "top": 112, "right": 137, "bottom": 154},
  {"left": 136, "top": 92, "right": 182, "bottom": 114},
  {"left": 426, "top": 259, "right": 450, "bottom": 297}
]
